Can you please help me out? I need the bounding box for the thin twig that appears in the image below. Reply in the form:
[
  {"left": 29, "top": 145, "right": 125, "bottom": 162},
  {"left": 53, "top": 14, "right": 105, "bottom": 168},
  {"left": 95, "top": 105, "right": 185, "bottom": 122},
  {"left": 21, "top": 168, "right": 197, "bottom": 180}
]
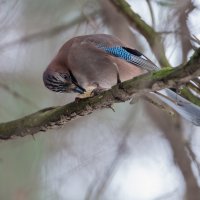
[
  {"left": 0, "top": 82, "right": 38, "bottom": 108},
  {"left": 146, "top": 0, "right": 155, "bottom": 28}
]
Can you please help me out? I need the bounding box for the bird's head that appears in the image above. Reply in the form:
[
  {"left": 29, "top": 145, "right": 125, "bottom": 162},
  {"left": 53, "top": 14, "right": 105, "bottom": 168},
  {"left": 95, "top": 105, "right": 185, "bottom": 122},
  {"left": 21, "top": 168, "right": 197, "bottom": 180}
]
[
  {"left": 43, "top": 69, "right": 72, "bottom": 93},
  {"left": 43, "top": 64, "right": 86, "bottom": 94}
]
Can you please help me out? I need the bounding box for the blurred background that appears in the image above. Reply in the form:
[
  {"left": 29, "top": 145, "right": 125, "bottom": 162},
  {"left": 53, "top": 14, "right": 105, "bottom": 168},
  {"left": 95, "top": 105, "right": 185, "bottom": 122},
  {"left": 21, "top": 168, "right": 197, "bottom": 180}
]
[{"left": 0, "top": 0, "right": 200, "bottom": 199}]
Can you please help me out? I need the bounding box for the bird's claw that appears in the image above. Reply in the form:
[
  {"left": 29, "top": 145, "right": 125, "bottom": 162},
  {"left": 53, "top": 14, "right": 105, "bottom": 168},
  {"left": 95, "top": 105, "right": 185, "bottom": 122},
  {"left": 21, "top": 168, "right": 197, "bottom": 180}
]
[
  {"left": 91, "top": 87, "right": 107, "bottom": 96},
  {"left": 76, "top": 90, "right": 94, "bottom": 99}
]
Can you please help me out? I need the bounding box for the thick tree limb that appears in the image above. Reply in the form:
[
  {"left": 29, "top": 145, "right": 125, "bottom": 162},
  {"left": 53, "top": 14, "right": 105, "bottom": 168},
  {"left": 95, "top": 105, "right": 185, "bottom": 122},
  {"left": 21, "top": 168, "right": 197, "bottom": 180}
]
[{"left": 0, "top": 48, "right": 200, "bottom": 140}]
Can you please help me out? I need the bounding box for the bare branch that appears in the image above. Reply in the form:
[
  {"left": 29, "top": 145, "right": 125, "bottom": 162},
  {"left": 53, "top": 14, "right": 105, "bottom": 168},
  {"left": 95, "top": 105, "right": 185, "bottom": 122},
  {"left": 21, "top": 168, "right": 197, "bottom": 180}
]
[
  {"left": 0, "top": 81, "right": 38, "bottom": 108},
  {"left": 176, "top": 0, "right": 195, "bottom": 62},
  {"left": 146, "top": 0, "right": 155, "bottom": 28}
]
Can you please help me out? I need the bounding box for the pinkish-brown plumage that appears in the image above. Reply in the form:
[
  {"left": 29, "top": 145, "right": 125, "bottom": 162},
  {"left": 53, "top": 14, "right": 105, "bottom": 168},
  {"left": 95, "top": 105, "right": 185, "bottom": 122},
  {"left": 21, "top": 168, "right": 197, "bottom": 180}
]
[
  {"left": 43, "top": 34, "right": 147, "bottom": 93},
  {"left": 43, "top": 34, "right": 200, "bottom": 125}
]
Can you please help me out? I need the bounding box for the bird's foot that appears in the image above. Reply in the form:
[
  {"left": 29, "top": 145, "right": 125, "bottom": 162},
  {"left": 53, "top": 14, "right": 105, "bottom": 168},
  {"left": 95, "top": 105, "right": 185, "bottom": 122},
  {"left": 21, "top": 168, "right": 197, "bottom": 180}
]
[
  {"left": 75, "top": 84, "right": 107, "bottom": 101},
  {"left": 76, "top": 89, "right": 95, "bottom": 99},
  {"left": 91, "top": 87, "right": 107, "bottom": 96},
  {"left": 75, "top": 84, "right": 101, "bottom": 99},
  {"left": 87, "top": 82, "right": 107, "bottom": 96},
  {"left": 75, "top": 90, "right": 94, "bottom": 102}
]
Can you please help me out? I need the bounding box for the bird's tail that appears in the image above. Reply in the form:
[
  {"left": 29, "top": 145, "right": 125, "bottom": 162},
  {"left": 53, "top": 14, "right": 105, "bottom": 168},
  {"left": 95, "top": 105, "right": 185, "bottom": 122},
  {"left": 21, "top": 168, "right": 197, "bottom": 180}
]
[{"left": 154, "top": 88, "right": 200, "bottom": 126}]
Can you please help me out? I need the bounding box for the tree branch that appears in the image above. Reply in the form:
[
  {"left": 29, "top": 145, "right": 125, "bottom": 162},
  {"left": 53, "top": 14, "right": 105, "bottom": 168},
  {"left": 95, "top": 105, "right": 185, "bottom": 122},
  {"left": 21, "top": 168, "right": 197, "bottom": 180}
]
[
  {"left": 0, "top": 48, "right": 200, "bottom": 140},
  {"left": 109, "top": 0, "right": 200, "bottom": 111},
  {"left": 110, "top": 0, "right": 171, "bottom": 68}
]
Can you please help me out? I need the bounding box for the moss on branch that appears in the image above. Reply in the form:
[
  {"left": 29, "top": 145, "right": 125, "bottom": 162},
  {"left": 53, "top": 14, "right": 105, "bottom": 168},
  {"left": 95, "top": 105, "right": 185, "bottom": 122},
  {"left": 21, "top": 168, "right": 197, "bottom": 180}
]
[
  {"left": 0, "top": 48, "right": 199, "bottom": 140},
  {"left": 110, "top": 0, "right": 200, "bottom": 106}
]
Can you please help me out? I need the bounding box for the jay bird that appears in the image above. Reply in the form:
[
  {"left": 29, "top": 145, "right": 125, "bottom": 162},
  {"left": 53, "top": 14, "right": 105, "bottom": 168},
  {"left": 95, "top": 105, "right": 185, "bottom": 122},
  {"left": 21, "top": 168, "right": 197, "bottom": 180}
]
[{"left": 43, "top": 34, "right": 200, "bottom": 126}]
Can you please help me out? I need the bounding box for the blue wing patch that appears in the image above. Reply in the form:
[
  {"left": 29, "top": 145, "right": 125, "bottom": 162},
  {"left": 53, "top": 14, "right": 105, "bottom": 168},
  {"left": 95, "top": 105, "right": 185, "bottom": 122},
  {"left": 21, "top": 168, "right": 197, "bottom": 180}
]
[{"left": 97, "top": 45, "right": 159, "bottom": 71}]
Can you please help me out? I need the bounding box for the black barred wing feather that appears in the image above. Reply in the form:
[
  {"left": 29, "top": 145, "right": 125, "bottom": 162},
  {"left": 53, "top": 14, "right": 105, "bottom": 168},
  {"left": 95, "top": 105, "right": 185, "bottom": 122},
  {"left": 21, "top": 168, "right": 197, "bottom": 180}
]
[{"left": 97, "top": 45, "right": 159, "bottom": 71}]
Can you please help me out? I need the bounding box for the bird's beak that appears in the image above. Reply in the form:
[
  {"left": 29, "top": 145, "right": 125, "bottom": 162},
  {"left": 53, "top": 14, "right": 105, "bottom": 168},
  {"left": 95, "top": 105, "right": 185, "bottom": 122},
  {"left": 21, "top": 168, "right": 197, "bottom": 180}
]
[{"left": 68, "top": 84, "right": 86, "bottom": 94}]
